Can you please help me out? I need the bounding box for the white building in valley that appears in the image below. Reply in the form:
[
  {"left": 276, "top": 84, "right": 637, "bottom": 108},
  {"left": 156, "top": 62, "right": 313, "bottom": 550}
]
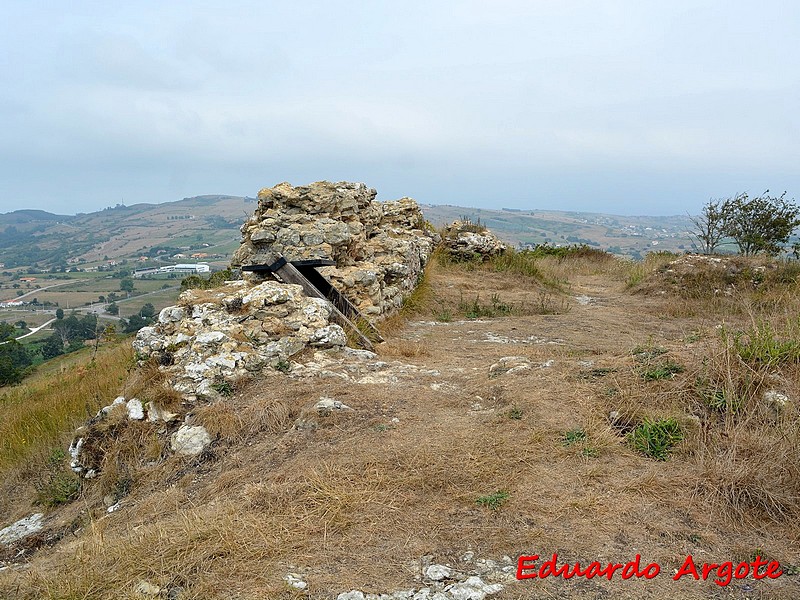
[{"left": 133, "top": 263, "right": 210, "bottom": 278}]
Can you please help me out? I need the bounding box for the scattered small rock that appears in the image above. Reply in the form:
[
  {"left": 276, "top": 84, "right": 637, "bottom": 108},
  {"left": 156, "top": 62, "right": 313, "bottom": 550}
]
[
  {"left": 445, "top": 576, "right": 503, "bottom": 600},
  {"left": 488, "top": 356, "right": 531, "bottom": 376},
  {"left": 314, "top": 397, "right": 352, "bottom": 414},
  {"left": 284, "top": 573, "right": 308, "bottom": 591},
  {"left": 425, "top": 564, "right": 452, "bottom": 581},
  {"left": 170, "top": 425, "right": 212, "bottom": 456},
  {"left": 764, "top": 390, "right": 790, "bottom": 408},
  {"left": 97, "top": 396, "right": 125, "bottom": 417},
  {"left": 134, "top": 580, "right": 161, "bottom": 597},
  {"left": 126, "top": 398, "right": 144, "bottom": 420}
]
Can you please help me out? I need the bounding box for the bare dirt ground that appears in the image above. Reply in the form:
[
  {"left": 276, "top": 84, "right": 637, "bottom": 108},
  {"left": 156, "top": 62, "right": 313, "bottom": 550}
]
[{"left": 2, "top": 258, "right": 798, "bottom": 599}]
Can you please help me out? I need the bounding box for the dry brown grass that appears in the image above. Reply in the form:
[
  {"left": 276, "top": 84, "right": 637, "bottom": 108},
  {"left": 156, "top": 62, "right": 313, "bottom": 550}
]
[
  {"left": 4, "top": 252, "right": 800, "bottom": 599},
  {"left": 0, "top": 343, "right": 135, "bottom": 470}
]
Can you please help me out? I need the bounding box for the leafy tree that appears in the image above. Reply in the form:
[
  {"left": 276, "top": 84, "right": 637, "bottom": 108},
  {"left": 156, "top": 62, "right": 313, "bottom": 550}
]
[
  {"left": 139, "top": 303, "right": 156, "bottom": 318},
  {"left": 0, "top": 341, "right": 33, "bottom": 386},
  {"left": 0, "top": 322, "right": 16, "bottom": 342},
  {"left": 53, "top": 316, "right": 78, "bottom": 347},
  {"left": 55, "top": 307, "right": 64, "bottom": 320},
  {"left": 120, "top": 278, "right": 135, "bottom": 294},
  {"left": 689, "top": 199, "right": 728, "bottom": 254},
  {"left": 78, "top": 314, "right": 98, "bottom": 340},
  {"left": 723, "top": 192, "right": 800, "bottom": 256},
  {"left": 122, "top": 314, "right": 150, "bottom": 333},
  {"left": 14, "top": 320, "right": 27, "bottom": 329},
  {"left": 41, "top": 333, "right": 65, "bottom": 359},
  {"left": 106, "top": 302, "right": 119, "bottom": 315}
]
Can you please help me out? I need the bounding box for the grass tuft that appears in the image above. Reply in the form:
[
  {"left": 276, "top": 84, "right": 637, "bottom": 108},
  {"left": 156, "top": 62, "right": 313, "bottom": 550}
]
[
  {"left": 475, "top": 490, "right": 510, "bottom": 511},
  {"left": 627, "top": 417, "right": 683, "bottom": 460}
]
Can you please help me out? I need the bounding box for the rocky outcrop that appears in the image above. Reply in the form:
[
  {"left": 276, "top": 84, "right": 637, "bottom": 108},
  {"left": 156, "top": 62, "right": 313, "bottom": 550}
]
[
  {"left": 0, "top": 514, "right": 44, "bottom": 546},
  {"left": 232, "top": 181, "right": 439, "bottom": 316},
  {"left": 440, "top": 220, "right": 506, "bottom": 261}
]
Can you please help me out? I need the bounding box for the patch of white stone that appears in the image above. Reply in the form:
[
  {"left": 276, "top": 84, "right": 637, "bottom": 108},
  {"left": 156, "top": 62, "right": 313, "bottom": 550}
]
[{"left": 0, "top": 514, "right": 44, "bottom": 546}]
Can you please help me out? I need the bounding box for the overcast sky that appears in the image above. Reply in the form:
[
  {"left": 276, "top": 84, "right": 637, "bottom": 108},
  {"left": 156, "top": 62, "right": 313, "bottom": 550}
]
[{"left": 1, "top": 1, "right": 798, "bottom": 216}]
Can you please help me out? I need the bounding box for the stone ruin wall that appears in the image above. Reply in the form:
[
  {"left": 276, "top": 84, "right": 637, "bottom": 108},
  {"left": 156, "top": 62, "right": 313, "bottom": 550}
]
[
  {"left": 232, "top": 181, "right": 439, "bottom": 317},
  {"left": 132, "top": 181, "right": 439, "bottom": 397}
]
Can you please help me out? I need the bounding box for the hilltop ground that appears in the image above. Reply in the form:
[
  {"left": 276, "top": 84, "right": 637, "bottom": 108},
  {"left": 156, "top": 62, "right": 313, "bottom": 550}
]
[{"left": 1, "top": 251, "right": 799, "bottom": 599}]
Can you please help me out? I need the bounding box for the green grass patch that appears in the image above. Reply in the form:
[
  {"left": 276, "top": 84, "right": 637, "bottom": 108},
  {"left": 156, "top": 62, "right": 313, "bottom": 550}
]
[
  {"left": 627, "top": 417, "right": 683, "bottom": 460},
  {"left": 476, "top": 490, "right": 510, "bottom": 511},
  {"left": 727, "top": 320, "right": 800, "bottom": 366},
  {"left": 639, "top": 360, "right": 685, "bottom": 381},
  {"left": 562, "top": 428, "right": 587, "bottom": 446}
]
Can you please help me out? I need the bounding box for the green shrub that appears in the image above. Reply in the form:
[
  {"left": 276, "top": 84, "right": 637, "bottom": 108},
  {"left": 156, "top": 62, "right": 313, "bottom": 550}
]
[
  {"left": 211, "top": 377, "right": 234, "bottom": 397},
  {"left": 459, "top": 293, "right": 514, "bottom": 318},
  {"left": 627, "top": 418, "right": 683, "bottom": 460},
  {"left": 180, "top": 268, "right": 239, "bottom": 292},
  {"left": 35, "top": 448, "right": 81, "bottom": 507}
]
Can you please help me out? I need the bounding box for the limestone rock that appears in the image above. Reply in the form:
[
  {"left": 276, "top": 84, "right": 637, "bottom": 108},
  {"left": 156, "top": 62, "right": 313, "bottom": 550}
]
[
  {"left": 147, "top": 403, "right": 178, "bottom": 423},
  {"left": 133, "top": 279, "right": 345, "bottom": 397},
  {"left": 314, "top": 397, "right": 352, "bottom": 414},
  {"left": 126, "top": 398, "right": 144, "bottom": 420},
  {"left": 445, "top": 576, "right": 503, "bottom": 600},
  {"left": 170, "top": 425, "right": 212, "bottom": 456},
  {"left": 97, "top": 396, "right": 125, "bottom": 417},
  {"left": 440, "top": 221, "right": 506, "bottom": 261},
  {"left": 488, "top": 356, "right": 531, "bottom": 376},
  {"left": 424, "top": 564, "right": 452, "bottom": 581},
  {"left": 134, "top": 580, "right": 162, "bottom": 597},
  {"left": 764, "top": 390, "right": 790, "bottom": 408},
  {"left": 0, "top": 513, "right": 44, "bottom": 546},
  {"left": 284, "top": 573, "right": 308, "bottom": 591},
  {"left": 310, "top": 324, "right": 348, "bottom": 347}
]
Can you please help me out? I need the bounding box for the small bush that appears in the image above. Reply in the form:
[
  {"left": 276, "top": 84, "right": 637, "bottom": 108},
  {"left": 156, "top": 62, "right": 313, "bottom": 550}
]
[
  {"left": 526, "top": 243, "right": 612, "bottom": 261},
  {"left": 211, "top": 377, "right": 234, "bottom": 397},
  {"left": 180, "top": 268, "right": 239, "bottom": 292},
  {"left": 627, "top": 418, "right": 683, "bottom": 460},
  {"left": 34, "top": 448, "right": 81, "bottom": 507},
  {"left": 485, "top": 251, "right": 541, "bottom": 279}
]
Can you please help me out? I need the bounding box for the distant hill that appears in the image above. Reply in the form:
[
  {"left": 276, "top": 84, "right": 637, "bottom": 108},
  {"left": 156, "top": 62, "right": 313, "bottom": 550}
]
[
  {"left": 0, "top": 195, "right": 252, "bottom": 269},
  {"left": 0, "top": 209, "right": 71, "bottom": 225},
  {"left": 421, "top": 204, "right": 695, "bottom": 259},
  {"left": 0, "top": 195, "right": 698, "bottom": 270}
]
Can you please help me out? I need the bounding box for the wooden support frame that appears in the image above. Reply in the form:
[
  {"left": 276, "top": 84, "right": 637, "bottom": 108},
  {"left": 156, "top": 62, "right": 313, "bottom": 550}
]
[{"left": 241, "top": 253, "right": 382, "bottom": 351}]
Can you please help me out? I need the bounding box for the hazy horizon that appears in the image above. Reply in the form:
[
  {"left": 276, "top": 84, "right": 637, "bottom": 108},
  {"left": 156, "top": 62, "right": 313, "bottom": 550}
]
[{"left": 2, "top": 1, "right": 798, "bottom": 217}]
